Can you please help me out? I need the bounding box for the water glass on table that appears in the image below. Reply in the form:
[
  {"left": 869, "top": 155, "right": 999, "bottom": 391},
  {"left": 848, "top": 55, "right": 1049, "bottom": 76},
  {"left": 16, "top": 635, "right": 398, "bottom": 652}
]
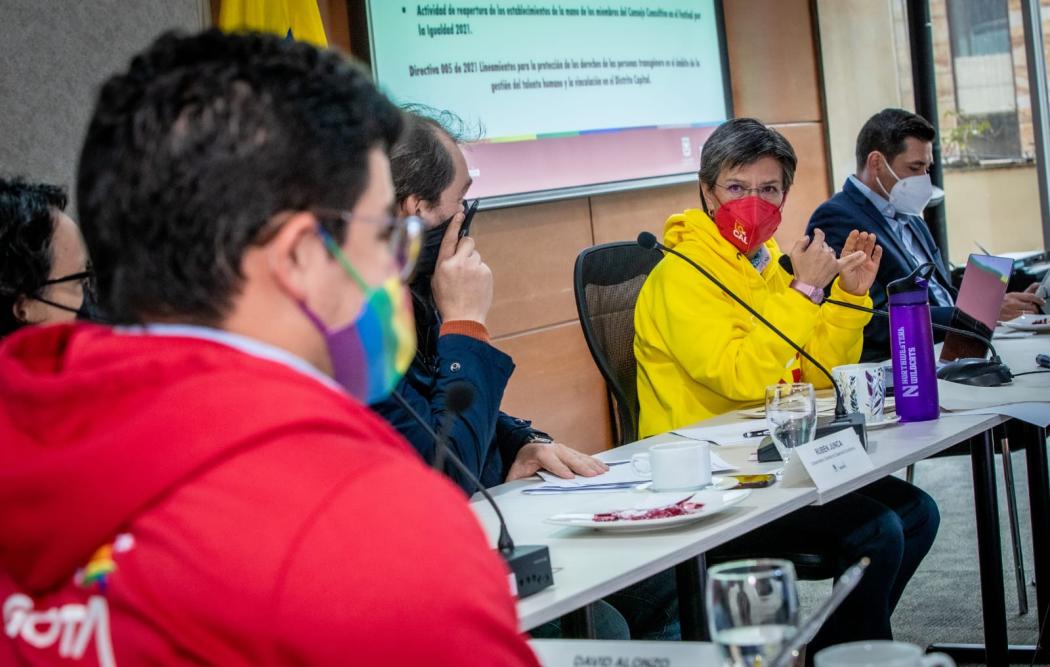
[
  {"left": 707, "top": 559, "right": 800, "bottom": 667},
  {"left": 765, "top": 383, "right": 817, "bottom": 463}
]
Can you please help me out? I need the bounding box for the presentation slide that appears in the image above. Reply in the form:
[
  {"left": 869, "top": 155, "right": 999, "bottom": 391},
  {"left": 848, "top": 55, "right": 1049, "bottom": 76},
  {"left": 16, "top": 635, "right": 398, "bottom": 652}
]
[{"left": 367, "top": 2, "right": 729, "bottom": 200}]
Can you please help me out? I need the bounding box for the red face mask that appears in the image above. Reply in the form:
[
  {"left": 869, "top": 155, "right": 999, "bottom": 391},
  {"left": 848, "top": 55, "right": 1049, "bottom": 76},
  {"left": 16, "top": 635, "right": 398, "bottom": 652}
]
[{"left": 712, "top": 195, "right": 783, "bottom": 255}]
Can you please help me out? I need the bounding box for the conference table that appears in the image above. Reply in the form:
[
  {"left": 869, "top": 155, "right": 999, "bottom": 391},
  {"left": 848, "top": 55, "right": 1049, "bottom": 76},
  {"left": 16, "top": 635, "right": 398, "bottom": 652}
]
[{"left": 469, "top": 334, "right": 1050, "bottom": 665}]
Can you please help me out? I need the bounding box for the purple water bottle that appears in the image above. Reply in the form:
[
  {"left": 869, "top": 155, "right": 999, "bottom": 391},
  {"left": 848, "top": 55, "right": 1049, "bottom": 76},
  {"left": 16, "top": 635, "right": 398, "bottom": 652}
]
[{"left": 887, "top": 264, "right": 939, "bottom": 422}]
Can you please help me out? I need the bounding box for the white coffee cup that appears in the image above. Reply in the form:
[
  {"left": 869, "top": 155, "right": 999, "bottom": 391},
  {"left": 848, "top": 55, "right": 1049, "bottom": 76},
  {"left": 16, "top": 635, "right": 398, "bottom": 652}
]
[
  {"left": 815, "top": 641, "right": 954, "bottom": 667},
  {"left": 630, "top": 441, "right": 711, "bottom": 491},
  {"left": 832, "top": 363, "right": 886, "bottom": 421}
]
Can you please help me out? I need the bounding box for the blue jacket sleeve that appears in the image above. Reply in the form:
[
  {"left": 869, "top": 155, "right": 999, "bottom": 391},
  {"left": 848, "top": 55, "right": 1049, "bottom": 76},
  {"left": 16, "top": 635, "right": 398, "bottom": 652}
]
[
  {"left": 493, "top": 412, "right": 550, "bottom": 481},
  {"left": 371, "top": 333, "right": 515, "bottom": 493}
]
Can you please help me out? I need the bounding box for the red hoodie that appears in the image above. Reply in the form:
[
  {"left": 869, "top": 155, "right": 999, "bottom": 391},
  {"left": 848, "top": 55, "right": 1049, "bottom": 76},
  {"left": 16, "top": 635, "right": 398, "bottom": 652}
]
[{"left": 0, "top": 324, "right": 539, "bottom": 666}]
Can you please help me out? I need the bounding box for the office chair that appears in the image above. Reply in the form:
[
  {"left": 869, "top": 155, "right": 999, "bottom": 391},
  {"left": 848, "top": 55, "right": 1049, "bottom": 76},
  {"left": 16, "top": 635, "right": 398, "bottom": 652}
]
[{"left": 573, "top": 241, "right": 661, "bottom": 447}]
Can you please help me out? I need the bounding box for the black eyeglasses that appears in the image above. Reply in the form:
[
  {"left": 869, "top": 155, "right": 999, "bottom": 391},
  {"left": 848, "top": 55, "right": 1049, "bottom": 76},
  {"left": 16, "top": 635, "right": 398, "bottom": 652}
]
[
  {"left": 255, "top": 210, "right": 423, "bottom": 281},
  {"left": 310, "top": 209, "right": 422, "bottom": 279}
]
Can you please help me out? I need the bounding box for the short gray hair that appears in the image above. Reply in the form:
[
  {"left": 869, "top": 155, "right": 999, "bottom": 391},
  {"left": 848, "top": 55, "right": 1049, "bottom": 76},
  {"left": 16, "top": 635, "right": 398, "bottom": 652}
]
[{"left": 699, "top": 118, "right": 797, "bottom": 191}]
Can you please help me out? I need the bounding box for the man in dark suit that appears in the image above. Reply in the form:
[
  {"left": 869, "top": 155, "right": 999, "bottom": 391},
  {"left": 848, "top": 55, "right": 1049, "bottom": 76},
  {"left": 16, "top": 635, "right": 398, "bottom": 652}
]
[{"left": 808, "top": 108, "right": 1043, "bottom": 362}]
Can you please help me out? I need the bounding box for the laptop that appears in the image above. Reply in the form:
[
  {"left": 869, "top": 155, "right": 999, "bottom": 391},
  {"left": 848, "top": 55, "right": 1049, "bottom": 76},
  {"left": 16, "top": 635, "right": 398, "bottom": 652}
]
[{"left": 939, "top": 253, "right": 1014, "bottom": 362}]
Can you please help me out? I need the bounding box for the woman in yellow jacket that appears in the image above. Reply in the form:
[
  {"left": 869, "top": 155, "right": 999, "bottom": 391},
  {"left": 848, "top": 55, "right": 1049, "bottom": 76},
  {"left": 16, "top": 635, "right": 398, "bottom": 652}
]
[
  {"left": 634, "top": 118, "right": 939, "bottom": 655},
  {"left": 635, "top": 137, "right": 878, "bottom": 437}
]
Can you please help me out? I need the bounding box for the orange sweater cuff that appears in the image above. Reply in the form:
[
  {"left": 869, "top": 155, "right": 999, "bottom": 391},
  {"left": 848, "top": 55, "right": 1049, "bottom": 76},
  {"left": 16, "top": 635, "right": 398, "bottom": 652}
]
[{"left": 439, "top": 320, "right": 490, "bottom": 343}]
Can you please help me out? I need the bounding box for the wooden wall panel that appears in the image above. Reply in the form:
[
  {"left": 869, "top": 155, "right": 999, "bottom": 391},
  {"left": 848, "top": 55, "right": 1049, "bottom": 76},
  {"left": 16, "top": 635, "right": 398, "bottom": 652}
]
[
  {"left": 472, "top": 198, "right": 593, "bottom": 338},
  {"left": 493, "top": 322, "right": 613, "bottom": 455},
  {"left": 772, "top": 123, "right": 831, "bottom": 246},
  {"left": 723, "top": 0, "right": 822, "bottom": 124},
  {"left": 590, "top": 183, "right": 700, "bottom": 245}
]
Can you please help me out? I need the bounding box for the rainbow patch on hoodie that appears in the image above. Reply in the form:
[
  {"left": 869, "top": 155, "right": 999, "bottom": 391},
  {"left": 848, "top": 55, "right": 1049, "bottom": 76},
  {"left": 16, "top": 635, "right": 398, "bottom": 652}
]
[{"left": 75, "top": 533, "right": 135, "bottom": 592}]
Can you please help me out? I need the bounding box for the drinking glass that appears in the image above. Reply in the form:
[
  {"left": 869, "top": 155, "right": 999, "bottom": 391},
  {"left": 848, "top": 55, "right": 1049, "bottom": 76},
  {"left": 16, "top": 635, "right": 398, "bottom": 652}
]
[
  {"left": 707, "top": 559, "right": 800, "bottom": 667},
  {"left": 765, "top": 383, "right": 817, "bottom": 463}
]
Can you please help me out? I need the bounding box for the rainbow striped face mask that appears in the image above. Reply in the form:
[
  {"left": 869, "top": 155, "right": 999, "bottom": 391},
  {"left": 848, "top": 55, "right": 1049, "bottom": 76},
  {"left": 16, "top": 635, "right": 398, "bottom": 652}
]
[{"left": 300, "top": 230, "right": 416, "bottom": 403}]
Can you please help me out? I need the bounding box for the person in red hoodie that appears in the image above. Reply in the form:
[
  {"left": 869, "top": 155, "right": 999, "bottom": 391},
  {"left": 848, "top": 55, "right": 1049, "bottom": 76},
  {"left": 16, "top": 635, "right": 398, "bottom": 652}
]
[{"left": 0, "top": 30, "right": 538, "bottom": 666}]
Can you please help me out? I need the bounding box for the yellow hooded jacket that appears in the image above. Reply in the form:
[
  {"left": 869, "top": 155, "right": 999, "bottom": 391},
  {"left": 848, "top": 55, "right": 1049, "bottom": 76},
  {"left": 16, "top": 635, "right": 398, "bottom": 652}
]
[{"left": 634, "top": 209, "right": 873, "bottom": 437}]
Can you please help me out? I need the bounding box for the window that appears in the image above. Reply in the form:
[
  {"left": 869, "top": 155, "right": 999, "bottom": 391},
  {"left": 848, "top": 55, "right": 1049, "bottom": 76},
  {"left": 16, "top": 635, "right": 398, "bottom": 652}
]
[{"left": 944, "top": 0, "right": 1022, "bottom": 161}]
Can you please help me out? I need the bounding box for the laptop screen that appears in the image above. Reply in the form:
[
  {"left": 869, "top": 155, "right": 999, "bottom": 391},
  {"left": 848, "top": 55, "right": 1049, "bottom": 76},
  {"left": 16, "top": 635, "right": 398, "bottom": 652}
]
[
  {"left": 939, "top": 253, "right": 1013, "bottom": 362},
  {"left": 955, "top": 254, "right": 1014, "bottom": 330}
]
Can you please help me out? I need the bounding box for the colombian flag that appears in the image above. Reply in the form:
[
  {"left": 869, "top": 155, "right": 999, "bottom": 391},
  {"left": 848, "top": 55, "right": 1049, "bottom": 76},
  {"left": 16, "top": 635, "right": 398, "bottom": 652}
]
[{"left": 218, "top": 0, "right": 328, "bottom": 48}]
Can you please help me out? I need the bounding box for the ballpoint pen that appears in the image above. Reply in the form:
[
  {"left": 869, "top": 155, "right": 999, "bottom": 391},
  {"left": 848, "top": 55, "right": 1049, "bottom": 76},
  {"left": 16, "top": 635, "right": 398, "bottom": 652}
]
[{"left": 743, "top": 428, "right": 769, "bottom": 438}]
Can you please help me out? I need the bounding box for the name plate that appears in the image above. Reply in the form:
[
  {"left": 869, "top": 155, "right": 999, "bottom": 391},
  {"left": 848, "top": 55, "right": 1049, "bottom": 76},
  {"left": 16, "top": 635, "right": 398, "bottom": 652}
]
[
  {"left": 529, "top": 639, "right": 718, "bottom": 666},
  {"left": 780, "top": 429, "right": 873, "bottom": 493}
]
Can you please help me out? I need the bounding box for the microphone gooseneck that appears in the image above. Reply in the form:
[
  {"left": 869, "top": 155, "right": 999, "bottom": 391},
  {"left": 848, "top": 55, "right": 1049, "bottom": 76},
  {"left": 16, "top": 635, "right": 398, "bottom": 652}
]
[
  {"left": 823, "top": 298, "right": 1005, "bottom": 362},
  {"left": 389, "top": 389, "right": 516, "bottom": 554},
  {"left": 781, "top": 253, "right": 1010, "bottom": 379},
  {"left": 638, "top": 233, "right": 850, "bottom": 419}
]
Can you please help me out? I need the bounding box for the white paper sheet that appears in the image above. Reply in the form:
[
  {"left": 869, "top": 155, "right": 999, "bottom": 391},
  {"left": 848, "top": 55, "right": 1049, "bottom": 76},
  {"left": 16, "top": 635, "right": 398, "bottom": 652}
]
[{"left": 670, "top": 422, "right": 768, "bottom": 447}]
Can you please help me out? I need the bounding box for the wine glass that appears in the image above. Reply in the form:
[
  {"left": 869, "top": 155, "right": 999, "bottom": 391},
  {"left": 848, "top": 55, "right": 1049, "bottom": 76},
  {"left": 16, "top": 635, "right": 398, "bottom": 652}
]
[
  {"left": 707, "top": 559, "right": 801, "bottom": 667},
  {"left": 765, "top": 383, "right": 817, "bottom": 464}
]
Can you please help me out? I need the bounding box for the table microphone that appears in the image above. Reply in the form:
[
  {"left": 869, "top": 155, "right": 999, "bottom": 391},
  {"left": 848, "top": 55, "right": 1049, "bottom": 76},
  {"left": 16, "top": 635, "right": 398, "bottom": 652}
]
[
  {"left": 637, "top": 232, "right": 867, "bottom": 460},
  {"left": 777, "top": 255, "right": 1014, "bottom": 388},
  {"left": 389, "top": 387, "right": 554, "bottom": 598}
]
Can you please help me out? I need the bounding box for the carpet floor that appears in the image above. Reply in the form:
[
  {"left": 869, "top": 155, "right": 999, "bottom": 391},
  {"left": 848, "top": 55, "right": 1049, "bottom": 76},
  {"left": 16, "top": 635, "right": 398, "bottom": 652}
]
[{"left": 797, "top": 452, "right": 1047, "bottom": 665}]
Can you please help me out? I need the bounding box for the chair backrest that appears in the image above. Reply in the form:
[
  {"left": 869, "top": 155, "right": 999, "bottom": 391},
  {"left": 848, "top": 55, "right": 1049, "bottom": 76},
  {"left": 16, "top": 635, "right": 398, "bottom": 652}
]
[{"left": 573, "top": 241, "right": 662, "bottom": 446}]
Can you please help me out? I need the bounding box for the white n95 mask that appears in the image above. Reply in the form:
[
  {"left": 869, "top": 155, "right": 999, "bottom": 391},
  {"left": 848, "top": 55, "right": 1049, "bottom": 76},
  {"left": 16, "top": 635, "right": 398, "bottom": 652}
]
[{"left": 878, "top": 155, "right": 933, "bottom": 216}]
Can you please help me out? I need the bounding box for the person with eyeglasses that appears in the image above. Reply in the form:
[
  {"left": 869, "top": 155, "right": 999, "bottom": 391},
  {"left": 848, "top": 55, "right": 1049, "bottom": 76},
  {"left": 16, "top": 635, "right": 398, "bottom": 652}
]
[
  {"left": 0, "top": 31, "right": 538, "bottom": 666},
  {"left": 633, "top": 117, "right": 939, "bottom": 657},
  {"left": 0, "top": 177, "right": 93, "bottom": 337},
  {"left": 372, "top": 110, "right": 684, "bottom": 642},
  {"left": 635, "top": 117, "right": 883, "bottom": 435}
]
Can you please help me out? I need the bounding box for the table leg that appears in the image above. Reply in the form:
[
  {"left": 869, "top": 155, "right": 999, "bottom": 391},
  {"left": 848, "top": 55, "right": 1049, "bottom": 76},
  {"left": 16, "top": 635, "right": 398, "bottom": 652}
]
[
  {"left": 559, "top": 605, "right": 596, "bottom": 639},
  {"left": 676, "top": 554, "right": 709, "bottom": 641},
  {"left": 930, "top": 429, "right": 1009, "bottom": 665},
  {"left": 1023, "top": 423, "right": 1050, "bottom": 659}
]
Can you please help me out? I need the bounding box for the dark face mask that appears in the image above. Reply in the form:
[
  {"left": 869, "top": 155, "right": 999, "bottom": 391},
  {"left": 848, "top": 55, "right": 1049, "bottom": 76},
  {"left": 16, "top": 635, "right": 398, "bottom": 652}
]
[
  {"left": 30, "top": 270, "right": 107, "bottom": 323},
  {"left": 409, "top": 216, "right": 454, "bottom": 294},
  {"left": 409, "top": 198, "right": 479, "bottom": 293},
  {"left": 75, "top": 294, "right": 107, "bottom": 322},
  {"left": 30, "top": 293, "right": 106, "bottom": 323}
]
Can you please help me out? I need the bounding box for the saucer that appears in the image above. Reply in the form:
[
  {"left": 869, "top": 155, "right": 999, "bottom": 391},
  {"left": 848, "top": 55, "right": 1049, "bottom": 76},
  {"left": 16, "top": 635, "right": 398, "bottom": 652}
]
[
  {"left": 1002, "top": 314, "right": 1050, "bottom": 333},
  {"left": 545, "top": 489, "right": 752, "bottom": 533},
  {"left": 865, "top": 415, "right": 901, "bottom": 430}
]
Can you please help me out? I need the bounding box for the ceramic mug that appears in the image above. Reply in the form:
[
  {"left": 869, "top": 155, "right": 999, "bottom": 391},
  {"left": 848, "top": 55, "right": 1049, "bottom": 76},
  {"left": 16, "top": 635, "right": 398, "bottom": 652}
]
[
  {"left": 630, "top": 441, "right": 711, "bottom": 491},
  {"left": 815, "top": 641, "right": 954, "bottom": 667},
  {"left": 832, "top": 363, "right": 886, "bottom": 421}
]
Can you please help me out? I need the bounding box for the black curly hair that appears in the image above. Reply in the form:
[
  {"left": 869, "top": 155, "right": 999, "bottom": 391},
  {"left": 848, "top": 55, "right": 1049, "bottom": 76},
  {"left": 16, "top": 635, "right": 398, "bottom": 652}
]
[
  {"left": 76, "top": 29, "right": 404, "bottom": 325},
  {"left": 0, "top": 177, "right": 69, "bottom": 336}
]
